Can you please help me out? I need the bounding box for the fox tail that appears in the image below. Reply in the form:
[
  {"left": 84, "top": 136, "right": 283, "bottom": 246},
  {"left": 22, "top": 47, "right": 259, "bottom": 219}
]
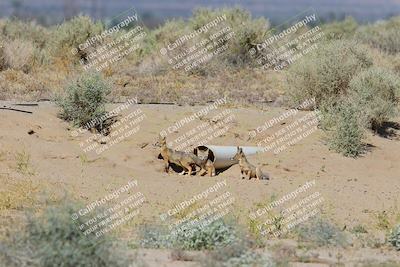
[{"left": 256, "top": 167, "right": 270, "bottom": 180}]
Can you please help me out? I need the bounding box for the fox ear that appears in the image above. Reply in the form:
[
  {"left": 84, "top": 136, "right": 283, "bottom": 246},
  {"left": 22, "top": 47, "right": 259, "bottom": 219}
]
[{"left": 236, "top": 146, "right": 240, "bottom": 151}]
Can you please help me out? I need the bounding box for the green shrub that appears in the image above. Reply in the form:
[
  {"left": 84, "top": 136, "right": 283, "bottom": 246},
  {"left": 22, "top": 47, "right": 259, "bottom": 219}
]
[
  {"left": 200, "top": 241, "right": 275, "bottom": 267},
  {"left": 51, "top": 16, "right": 103, "bottom": 62},
  {"left": 296, "top": 217, "right": 348, "bottom": 247},
  {"left": 325, "top": 103, "right": 365, "bottom": 157},
  {"left": 153, "top": 19, "right": 189, "bottom": 47},
  {"left": 139, "top": 219, "right": 239, "bottom": 250},
  {"left": 388, "top": 224, "right": 400, "bottom": 250},
  {"left": 172, "top": 219, "right": 238, "bottom": 250},
  {"left": 190, "top": 7, "right": 269, "bottom": 66},
  {"left": 323, "top": 17, "right": 358, "bottom": 40},
  {"left": 286, "top": 40, "right": 372, "bottom": 107},
  {"left": 349, "top": 67, "right": 400, "bottom": 130},
  {"left": 0, "top": 202, "right": 131, "bottom": 267},
  {"left": 57, "top": 72, "right": 111, "bottom": 130},
  {"left": 356, "top": 16, "right": 400, "bottom": 54}
]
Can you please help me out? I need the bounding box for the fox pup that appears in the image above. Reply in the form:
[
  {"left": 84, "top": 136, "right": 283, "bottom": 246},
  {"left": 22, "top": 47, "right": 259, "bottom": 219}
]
[
  {"left": 157, "top": 135, "right": 197, "bottom": 175},
  {"left": 193, "top": 148, "right": 216, "bottom": 177},
  {"left": 232, "top": 147, "right": 269, "bottom": 180}
]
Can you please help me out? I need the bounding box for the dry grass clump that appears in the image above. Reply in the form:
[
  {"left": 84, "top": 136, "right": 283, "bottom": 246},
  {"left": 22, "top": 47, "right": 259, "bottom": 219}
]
[
  {"left": 322, "top": 17, "right": 358, "bottom": 40},
  {"left": 356, "top": 16, "right": 400, "bottom": 54},
  {"left": 392, "top": 55, "right": 400, "bottom": 74},
  {"left": 0, "top": 174, "right": 40, "bottom": 211},
  {"left": 0, "top": 39, "right": 5, "bottom": 71},
  {"left": 3, "top": 39, "right": 36, "bottom": 73},
  {"left": 0, "top": 19, "right": 49, "bottom": 48},
  {"left": 0, "top": 69, "right": 46, "bottom": 100}
]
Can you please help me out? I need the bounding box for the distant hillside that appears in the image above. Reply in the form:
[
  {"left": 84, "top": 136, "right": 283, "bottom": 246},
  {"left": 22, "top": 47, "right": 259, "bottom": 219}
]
[{"left": 0, "top": 0, "right": 399, "bottom": 25}]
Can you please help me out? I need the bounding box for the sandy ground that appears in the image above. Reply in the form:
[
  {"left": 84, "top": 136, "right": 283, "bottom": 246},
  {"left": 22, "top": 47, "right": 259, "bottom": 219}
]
[{"left": 1, "top": 101, "right": 400, "bottom": 265}]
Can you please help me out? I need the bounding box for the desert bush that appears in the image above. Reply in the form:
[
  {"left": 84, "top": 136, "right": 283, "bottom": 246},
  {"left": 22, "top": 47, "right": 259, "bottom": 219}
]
[
  {"left": 200, "top": 241, "right": 275, "bottom": 267},
  {"left": 323, "top": 17, "right": 358, "bottom": 40},
  {"left": 285, "top": 40, "right": 372, "bottom": 107},
  {"left": 0, "top": 39, "right": 4, "bottom": 71},
  {"left": 324, "top": 103, "right": 365, "bottom": 157},
  {"left": 153, "top": 19, "right": 189, "bottom": 47},
  {"left": 51, "top": 16, "right": 103, "bottom": 62},
  {"left": 393, "top": 55, "right": 400, "bottom": 74},
  {"left": 356, "top": 16, "right": 400, "bottom": 54},
  {"left": 296, "top": 217, "right": 348, "bottom": 247},
  {"left": 3, "top": 39, "right": 35, "bottom": 73},
  {"left": 139, "top": 219, "right": 239, "bottom": 250},
  {"left": 349, "top": 68, "right": 400, "bottom": 130},
  {"left": 388, "top": 224, "right": 400, "bottom": 250},
  {"left": 0, "top": 202, "right": 131, "bottom": 267},
  {"left": 0, "top": 19, "right": 49, "bottom": 48},
  {"left": 172, "top": 220, "right": 238, "bottom": 250},
  {"left": 189, "top": 7, "right": 269, "bottom": 67},
  {"left": 57, "top": 72, "right": 111, "bottom": 130}
]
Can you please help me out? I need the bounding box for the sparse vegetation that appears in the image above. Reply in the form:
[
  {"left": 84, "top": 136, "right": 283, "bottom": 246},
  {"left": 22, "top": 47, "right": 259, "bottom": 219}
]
[
  {"left": 296, "top": 217, "right": 348, "bottom": 247},
  {"left": 0, "top": 201, "right": 132, "bottom": 267},
  {"left": 139, "top": 219, "right": 239, "bottom": 250},
  {"left": 15, "top": 150, "right": 34, "bottom": 175},
  {"left": 200, "top": 241, "right": 275, "bottom": 267},
  {"left": 388, "top": 224, "right": 400, "bottom": 250},
  {"left": 0, "top": 175, "right": 39, "bottom": 211}
]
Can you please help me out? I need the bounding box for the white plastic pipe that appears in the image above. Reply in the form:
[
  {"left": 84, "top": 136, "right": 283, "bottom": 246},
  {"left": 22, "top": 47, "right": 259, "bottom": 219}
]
[{"left": 194, "top": 145, "right": 263, "bottom": 170}]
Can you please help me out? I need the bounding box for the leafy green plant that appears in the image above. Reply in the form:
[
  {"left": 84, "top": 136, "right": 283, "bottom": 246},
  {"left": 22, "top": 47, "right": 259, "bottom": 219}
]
[{"left": 56, "top": 72, "right": 111, "bottom": 131}]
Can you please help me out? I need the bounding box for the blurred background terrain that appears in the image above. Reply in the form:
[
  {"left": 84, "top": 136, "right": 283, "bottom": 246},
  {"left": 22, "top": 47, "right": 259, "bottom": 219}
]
[{"left": 1, "top": 0, "right": 400, "bottom": 26}]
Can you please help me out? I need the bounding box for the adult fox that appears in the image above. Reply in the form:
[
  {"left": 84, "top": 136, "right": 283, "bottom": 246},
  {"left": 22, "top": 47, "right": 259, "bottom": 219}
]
[{"left": 156, "top": 135, "right": 215, "bottom": 176}]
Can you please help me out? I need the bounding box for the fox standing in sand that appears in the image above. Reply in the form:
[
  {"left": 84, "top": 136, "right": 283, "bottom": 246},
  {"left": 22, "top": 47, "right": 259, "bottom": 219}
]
[
  {"left": 232, "top": 147, "right": 269, "bottom": 180},
  {"left": 157, "top": 135, "right": 197, "bottom": 175},
  {"left": 194, "top": 148, "right": 216, "bottom": 177}
]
